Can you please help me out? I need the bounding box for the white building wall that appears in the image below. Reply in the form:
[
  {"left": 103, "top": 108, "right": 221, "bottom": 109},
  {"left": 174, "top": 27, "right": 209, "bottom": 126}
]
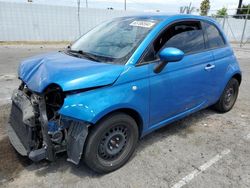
[{"left": 0, "top": 2, "right": 249, "bottom": 42}]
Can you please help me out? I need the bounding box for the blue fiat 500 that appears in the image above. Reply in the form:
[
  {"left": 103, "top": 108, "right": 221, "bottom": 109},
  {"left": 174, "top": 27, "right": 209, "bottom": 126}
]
[{"left": 8, "top": 14, "right": 241, "bottom": 173}]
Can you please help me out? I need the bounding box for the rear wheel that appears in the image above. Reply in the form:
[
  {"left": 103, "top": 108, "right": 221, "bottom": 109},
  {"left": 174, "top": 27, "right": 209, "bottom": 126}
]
[
  {"left": 83, "top": 113, "right": 138, "bottom": 173},
  {"left": 213, "top": 78, "right": 239, "bottom": 113}
]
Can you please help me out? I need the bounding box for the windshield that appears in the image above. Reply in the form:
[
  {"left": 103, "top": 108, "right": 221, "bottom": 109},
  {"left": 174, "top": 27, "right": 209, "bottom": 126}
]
[{"left": 70, "top": 17, "right": 159, "bottom": 64}]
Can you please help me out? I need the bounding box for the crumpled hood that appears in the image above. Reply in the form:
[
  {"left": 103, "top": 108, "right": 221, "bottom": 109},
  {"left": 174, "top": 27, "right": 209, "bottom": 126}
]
[{"left": 18, "top": 52, "right": 124, "bottom": 93}]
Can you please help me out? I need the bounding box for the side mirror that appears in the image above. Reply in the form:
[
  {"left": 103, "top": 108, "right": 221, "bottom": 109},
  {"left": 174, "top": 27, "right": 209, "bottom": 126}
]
[{"left": 154, "top": 47, "right": 184, "bottom": 73}]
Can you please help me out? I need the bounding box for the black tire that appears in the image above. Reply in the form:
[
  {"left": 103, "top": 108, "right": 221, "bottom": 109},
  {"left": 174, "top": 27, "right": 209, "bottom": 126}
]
[
  {"left": 83, "top": 113, "right": 139, "bottom": 173},
  {"left": 213, "top": 78, "right": 239, "bottom": 113}
]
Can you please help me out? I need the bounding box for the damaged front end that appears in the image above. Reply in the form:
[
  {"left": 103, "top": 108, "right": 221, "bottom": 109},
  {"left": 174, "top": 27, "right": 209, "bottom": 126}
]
[{"left": 7, "top": 83, "right": 90, "bottom": 165}]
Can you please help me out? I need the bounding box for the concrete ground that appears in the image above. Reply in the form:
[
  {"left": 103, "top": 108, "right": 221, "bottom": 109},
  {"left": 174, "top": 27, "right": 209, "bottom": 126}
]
[{"left": 0, "top": 44, "right": 249, "bottom": 188}]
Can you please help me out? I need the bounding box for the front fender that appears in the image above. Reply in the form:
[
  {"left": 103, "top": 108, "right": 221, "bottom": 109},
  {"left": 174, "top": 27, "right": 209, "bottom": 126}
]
[{"left": 59, "top": 80, "right": 149, "bottom": 131}]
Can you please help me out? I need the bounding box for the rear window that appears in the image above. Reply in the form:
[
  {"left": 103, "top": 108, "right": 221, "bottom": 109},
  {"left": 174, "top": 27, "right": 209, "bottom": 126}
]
[{"left": 203, "top": 22, "right": 225, "bottom": 49}]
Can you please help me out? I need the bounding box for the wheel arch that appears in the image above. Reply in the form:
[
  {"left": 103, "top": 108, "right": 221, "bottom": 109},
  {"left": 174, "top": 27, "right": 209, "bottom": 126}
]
[
  {"left": 91, "top": 108, "right": 144, "bottom": 138},
  {"left": 232, "top": 73, "right": 242, "bottom": 85}
]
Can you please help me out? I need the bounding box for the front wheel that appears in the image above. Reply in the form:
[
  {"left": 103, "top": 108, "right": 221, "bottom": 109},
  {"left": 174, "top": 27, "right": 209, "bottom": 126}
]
[
  {"left": 213, "top": 78, "right": 239, "bottom": 113},
  {"left": 83, "top": 113, "right": 139, "bottom": 173}
]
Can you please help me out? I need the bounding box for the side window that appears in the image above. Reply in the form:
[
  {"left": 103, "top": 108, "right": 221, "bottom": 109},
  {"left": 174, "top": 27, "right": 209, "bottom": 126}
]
[
  {"left": 203, "top": 22, "right": 225, "bottom": 49},
  {"left": 141, "top": 44, "right": 156, "bottom": 62},
  {"left": 162, "top": 21, "right": 205, "bottom": 54},
  {"left": 141, "top": 21, "right": 205, "bottom": 63}
]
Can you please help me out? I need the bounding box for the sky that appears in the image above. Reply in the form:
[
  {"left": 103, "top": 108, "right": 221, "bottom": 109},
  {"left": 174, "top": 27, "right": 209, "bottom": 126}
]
[{"left": 1, "top": 0, "right": 250, "bottom": 14}]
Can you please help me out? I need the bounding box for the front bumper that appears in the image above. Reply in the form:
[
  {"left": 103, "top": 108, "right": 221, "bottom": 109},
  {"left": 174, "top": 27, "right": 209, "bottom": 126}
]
[{"left": 8, "top": 89, "right": 89, "bottom": 164}]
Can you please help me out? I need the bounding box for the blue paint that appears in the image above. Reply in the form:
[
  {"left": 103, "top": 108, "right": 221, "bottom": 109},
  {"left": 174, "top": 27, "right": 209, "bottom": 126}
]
[
  {"left": 18, "top": 52, "right": 124, "bottom": 93},
  {"left": 159, "top": 47, "right": 184, "bottom": 62},
  {"left": 18, "top": 14, "right": 241, "bottom": 137}
]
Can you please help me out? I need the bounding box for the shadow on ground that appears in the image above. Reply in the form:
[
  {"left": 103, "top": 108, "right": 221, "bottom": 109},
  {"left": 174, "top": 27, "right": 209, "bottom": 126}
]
[{"left": 0, "top": 105, "right": 216, "bottom": 184}]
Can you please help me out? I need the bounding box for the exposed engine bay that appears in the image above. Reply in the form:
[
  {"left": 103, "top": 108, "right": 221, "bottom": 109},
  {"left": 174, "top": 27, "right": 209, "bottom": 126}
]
[{"left": 7, "top": 82, "right": 89, "bottom": 164}]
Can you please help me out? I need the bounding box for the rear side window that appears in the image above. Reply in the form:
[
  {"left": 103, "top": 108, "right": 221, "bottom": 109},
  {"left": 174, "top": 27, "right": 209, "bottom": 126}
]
[
  {"left": 203, "top": 22, "right": 225, "bottom": 49},
  {"left": 162, "top": 21, "right": 205, "bottom": 54}
]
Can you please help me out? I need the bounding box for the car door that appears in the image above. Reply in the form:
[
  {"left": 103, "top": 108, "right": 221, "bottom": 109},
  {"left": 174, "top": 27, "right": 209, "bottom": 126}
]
[
  {"left": 202, "top": 21, "right": 232, "bottom": 102},
  {"left": 140, "top": 20, "right": 215, "bottom": 127}
]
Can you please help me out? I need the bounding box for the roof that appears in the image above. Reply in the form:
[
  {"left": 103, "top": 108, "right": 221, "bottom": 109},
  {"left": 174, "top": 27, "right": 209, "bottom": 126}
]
[{"left": 122, "top": 14, "right": 216, "bottom": 23}]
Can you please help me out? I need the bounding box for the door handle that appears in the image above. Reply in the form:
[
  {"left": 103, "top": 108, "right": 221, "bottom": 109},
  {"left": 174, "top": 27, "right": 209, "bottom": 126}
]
[{"left": 205, "top": 64, "right": 215, "bottom": 71}]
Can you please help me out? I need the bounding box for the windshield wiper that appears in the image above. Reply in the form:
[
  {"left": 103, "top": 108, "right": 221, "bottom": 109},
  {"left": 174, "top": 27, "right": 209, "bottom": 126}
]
[{"left": 66, "top": 48, "right": 100, "bottom": 62}]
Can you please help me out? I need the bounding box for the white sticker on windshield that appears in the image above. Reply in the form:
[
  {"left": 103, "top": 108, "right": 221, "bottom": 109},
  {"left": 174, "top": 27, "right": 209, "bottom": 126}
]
[{"left": 129, "top": 21, "right": 155, "bottom": 28}]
